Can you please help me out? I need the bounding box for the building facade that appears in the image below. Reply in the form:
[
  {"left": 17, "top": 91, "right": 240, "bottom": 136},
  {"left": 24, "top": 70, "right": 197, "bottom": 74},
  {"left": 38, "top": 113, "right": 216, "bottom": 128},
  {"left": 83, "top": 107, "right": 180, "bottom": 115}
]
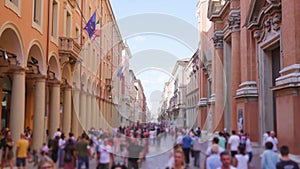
[
  {"left": 195, "top": 0, "right": 300, "bottom": 155},
  {"left": 0, "top": 0, "right": 135, "bottom": 153},
  {"left": 185, "top": 51, "right": 200, "bottom": 128}
]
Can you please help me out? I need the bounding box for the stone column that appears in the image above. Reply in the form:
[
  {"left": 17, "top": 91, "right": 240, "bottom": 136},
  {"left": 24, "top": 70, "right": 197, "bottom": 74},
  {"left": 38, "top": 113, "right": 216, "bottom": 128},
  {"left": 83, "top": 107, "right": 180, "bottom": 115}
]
[
  {"left": 91, "top": 95, "right": 95, "bottom": 128},
  {"left": 86, "top": 94, "right": 91, "bottom": 129},
  {"left": 32, "top": 77, "right": 46, "bottom": 151},
  {"left": 212, "top": 31, "right": 225, "bottom": 131},
  {"left": 80, "top": 91, "right": 86, "bottom": 131},
  {"left": 228, "top": 8, "right": 241, "bottom": 131},
  {"left": 71, "top": 88, "right": 80, "bottom": 137},
  {"left": 62, "top": 86, "right": 72, "bottom": 134},
  {"left": 10, "top": 70, "right": 25, "bottom": 151},
  {"left": 49, "top": 82, "right": 60, "bottom": 138}
]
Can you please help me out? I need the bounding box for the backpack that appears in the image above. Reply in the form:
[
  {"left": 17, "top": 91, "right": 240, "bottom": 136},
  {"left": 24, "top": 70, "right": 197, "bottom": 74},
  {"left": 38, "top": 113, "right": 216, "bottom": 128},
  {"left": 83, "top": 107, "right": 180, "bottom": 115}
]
[
  {"left": 239, "top": 135, "right": 247, "bottom": 147},
  {"left": 64, "top": 149, "right": 73, "bottom": 163}
]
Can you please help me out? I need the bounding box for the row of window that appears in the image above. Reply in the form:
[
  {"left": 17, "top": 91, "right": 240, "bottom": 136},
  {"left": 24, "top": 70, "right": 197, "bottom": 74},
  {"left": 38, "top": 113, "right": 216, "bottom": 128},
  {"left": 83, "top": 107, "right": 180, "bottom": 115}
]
[{"left": 6, "top": 0, "right": 98, "bottom": 41}]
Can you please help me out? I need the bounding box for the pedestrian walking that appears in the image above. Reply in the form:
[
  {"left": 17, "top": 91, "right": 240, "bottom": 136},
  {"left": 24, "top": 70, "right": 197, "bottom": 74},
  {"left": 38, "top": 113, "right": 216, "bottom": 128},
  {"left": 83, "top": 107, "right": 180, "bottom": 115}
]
[
  {"left": 166, "top": 148, "right": 186, "bottom": 169},
  {"left": 227, "top": 130, "right": 240, "bottom": 158},
  {"left": 266, "top": 131, "right": 278, "bottom": 152},
  {"left": 217, "top": 151, "right": 236, "bottom": 169},
  {"left": 261, "top": 142, "right": 279, "bottom": 169},
  {"left": 58, "top": 133, "right": 66, "bottom": 168},
  {"left": 232, "top": 145, "right": 249, "bottom": 169},
  {"left": 276, "top": 145, "right": 299, "bottom": 169},
  {"left": 205, "top": 137, "right": 224, "bottom": 157},
  {"left": 218, "top": 132, "right": 226, "bottom": 150},
  {"left": 49, "top": 136, "right": 59, "bottom": 163},
  {"left": 76, "top": 133, "right": 90, "bottom": 169},
  {"left": 245, "top": 133, "right": 253, "bottom": 164},
  {"left": 192, "top": 133, "right": 201, "bottom": 167},
  {"left": 182, "top": 131, "right": 193, "bottom": 166},
  {"left": 127, "top": 138, "right": 144, "bottom": 169},
  {"left": 206, "top": 144, "right": 222, "bottom": 169},
  {"left": 16, "top": 133, "right": 29, "bottom": 169},
  {"left": 96, "top": 138, "right": 113, "bottom": 169},
  {"left": 1, "top": 137, "right": 13, "bottom": 169},
  {"left": 62, "top": 139, "right": 76, "bottom": 169}
]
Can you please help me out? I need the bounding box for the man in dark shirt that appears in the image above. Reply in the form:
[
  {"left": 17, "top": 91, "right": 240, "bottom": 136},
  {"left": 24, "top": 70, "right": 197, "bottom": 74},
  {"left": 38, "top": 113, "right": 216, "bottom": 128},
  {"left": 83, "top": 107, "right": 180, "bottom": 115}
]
[
  {"left": 276, "top": 145, "right": 299, "bottom": 169},
  {"left": 127, "top": 138, "right": 143, "bottom": 169}
]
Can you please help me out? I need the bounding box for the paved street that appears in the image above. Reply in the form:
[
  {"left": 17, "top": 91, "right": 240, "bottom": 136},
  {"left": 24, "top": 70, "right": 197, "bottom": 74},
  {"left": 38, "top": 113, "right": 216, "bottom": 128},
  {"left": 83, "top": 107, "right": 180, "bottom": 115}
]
[{"left": 140, "top": 134, "right": 262, "bottom": 169}]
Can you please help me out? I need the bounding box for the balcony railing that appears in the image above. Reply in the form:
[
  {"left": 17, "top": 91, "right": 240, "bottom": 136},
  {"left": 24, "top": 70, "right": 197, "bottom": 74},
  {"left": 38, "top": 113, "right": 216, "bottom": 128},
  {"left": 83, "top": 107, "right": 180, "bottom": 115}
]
[{"left": 59, "top": 37, "right": 81, "bottom": 61}]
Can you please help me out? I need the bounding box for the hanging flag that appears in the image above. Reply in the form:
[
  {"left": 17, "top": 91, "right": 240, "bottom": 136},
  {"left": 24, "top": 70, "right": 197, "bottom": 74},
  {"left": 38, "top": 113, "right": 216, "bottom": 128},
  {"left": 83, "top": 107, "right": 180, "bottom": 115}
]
[
  {"left": 94, "top": 20, "right": 100, "bottom": 38},
  {"left": 84, "top": 11, "right": 96, "bottom": 38},
  {"left": 117, "top": 66, "right": 123, "bottom": 79}
]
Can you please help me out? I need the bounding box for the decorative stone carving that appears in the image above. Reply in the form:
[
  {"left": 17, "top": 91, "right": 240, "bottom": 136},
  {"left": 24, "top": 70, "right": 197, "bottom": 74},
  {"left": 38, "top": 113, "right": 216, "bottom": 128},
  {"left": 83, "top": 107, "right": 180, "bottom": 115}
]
[
  {"left": 256, "top": 12, "right": 281, "bottom": 42},
  {"left": 212, "top": 32, "right": 224, "bottom": 49},
  {"left": 272, "top": 13, "right": 281, "bottom": 31},
  {"left": 266, "top": 0, "right": 279, "bottom": 5},
  {"left": 253, "top": 30, "right": 262, "bottom": 39},
  {"left": 227, "top": 9, "right": 241, "bottom": 32}
]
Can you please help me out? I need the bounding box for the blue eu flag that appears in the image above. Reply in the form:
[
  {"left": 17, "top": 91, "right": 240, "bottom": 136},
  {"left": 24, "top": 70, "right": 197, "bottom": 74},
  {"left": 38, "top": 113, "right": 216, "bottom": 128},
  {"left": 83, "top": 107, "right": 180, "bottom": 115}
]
[{"left": 84, "top": 12, "right": 96, "bottom": 38}]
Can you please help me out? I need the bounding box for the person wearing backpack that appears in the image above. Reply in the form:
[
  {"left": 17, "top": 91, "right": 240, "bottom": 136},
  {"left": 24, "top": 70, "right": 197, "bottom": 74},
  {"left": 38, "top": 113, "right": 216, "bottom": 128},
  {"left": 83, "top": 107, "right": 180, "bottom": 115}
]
[
  {"left": 239, "top": 130, "right": 247, "bottom": 148},
  {"left": 62, "top": 139, "right": 76, "bottom": 169}
]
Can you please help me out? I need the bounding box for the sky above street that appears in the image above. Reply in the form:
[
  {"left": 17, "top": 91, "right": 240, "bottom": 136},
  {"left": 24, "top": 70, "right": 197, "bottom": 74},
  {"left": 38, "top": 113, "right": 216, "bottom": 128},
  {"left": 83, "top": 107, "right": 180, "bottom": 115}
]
[{"left": 110, "top": 0, "right": 198, "bottom": 118}]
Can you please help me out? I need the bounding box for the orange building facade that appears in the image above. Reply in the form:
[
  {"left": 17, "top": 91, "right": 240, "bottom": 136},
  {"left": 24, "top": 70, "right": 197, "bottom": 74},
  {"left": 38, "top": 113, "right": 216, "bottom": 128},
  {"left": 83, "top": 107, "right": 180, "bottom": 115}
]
[{"left": 0, "top": 0, "right": 129, "bottom": 153}]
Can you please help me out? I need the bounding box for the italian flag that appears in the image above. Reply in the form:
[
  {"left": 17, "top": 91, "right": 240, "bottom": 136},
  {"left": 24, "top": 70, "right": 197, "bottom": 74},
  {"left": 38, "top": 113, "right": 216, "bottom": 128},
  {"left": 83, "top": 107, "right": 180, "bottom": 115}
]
[{"left": 94, "top": 20, "right": 100, "bottom": 37}]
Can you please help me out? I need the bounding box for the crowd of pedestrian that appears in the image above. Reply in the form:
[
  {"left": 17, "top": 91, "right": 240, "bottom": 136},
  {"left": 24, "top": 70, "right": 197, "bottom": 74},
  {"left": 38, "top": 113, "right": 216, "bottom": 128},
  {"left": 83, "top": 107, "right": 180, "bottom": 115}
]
[{"left": 0, "top": 124, "right": 297, "bottom": 169}]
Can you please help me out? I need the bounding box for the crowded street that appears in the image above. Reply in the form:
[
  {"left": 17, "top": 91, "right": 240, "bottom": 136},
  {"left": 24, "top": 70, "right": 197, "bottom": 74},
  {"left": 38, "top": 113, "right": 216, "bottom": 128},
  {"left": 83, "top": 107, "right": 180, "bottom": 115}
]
[{"left": 1, "top": 0, "right": 300, "bottom": 168}]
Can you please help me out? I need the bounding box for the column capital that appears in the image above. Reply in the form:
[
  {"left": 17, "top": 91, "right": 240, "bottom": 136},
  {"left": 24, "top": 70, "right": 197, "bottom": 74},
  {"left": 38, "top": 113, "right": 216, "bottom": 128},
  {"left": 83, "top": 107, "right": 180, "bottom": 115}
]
[
  {"left": 227, "top": 8, "right": 240, "bottom": 32},
  {"left": 212, "top": 31, "right": 224, "bottom": 49},
  {"left": 13, "top": 68, "right": 26, "bottom": 75},
  {"left": 35, "top": 75, "right": 47, "bottom": 82},
  {"left": 48, "top": 80, "right": 61, "bottom": 87},
  {"left": 63, "top": 86, "right": 72, "bottom": 91}
]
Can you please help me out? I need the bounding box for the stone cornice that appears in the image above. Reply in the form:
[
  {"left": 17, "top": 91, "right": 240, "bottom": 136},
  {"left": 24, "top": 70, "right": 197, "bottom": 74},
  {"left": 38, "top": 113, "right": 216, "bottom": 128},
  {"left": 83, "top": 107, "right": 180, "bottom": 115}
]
[
  {"left": 235, "top": 81, "right": 258, "bottom": 98},
  {"left": 273, "top": 64, "right": 300, "bottom": 90},
  {"left": 198, "top": 97, "right": 208, "bottom": 107},
  {"left": 208, "top": 0, "right": 230, "bottom": 21}
]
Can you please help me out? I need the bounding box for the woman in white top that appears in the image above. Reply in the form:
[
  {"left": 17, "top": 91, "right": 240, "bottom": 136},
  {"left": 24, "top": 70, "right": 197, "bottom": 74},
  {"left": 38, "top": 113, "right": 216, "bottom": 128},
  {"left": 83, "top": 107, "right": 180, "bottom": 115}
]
[{"left": 233, "top": 145, "right": 249, "bottom": 169}]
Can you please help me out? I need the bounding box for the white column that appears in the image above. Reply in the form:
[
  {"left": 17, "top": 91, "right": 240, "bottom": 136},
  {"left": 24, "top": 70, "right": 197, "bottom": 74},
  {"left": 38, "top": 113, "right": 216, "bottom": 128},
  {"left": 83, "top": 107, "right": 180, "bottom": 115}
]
[
  {"left": 10, "top": 70, "right": 25, "bottom": 152},
  {"left": 80, "top": 91, "right": 86, "bottom": 131},
  {"left": 32, "top": 77, "right": 46, "bottom": 151},
  {"left": 49, "top": 82, "right": 60, "bottom": 138},
  {"left": 72, "top": 88, "right": 80, "bottom": 137},
  {"left": 62, "top": 87, "right": 72, "bottom": 134},
  {"left": 86, "top": 94, "right": 91, "bottom": 129}
]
